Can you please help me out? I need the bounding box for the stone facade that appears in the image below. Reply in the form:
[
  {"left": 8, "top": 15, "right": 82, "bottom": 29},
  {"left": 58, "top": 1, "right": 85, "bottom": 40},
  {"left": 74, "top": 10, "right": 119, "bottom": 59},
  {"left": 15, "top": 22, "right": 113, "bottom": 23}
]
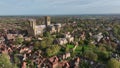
[{"left": 27, "top": 16, "right": 61, "bottom": 36}]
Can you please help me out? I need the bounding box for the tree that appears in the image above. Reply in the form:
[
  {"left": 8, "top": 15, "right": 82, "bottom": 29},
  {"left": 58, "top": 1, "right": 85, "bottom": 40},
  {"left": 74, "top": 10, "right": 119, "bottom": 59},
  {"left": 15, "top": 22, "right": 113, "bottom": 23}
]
[
  {"left": 14, "top": 55, "right": 21, "bottom": 67},
  {"left": 107, "top": 58, "right": 120, "bottom": 68},
  {"left": 84, "top": 39, "right": 89, "bottom": 45},
  {"left": 81, "top": 46, "right": 85, "bottom": 54},
  {"left": 46, "top": 48, "right": 53, "bottom": 57},
  {"left": 65, "top": 47, "right": 70, "bottom": 52},
  {"left": 45, "top": 37, "right": 53, "bottom": 46},
  {"left": 83, "top": 50, "right": 98, "bottom": 61},
  {"left": 80, "top": 61, "right": 91, "bottom": 68},
  {"left": 97, "top": 51, "right": 110, "bottom": 61},
  {"left": 40, "top": 37, "right": 53, "bottom": 49},
  {"left": 43, "top": 32, "right": 51, "bottom": 37},
  {"left": 98, "top": 45, "right": 106, "bottom": 51},
  {"left": 34, "top": 41, "right": 41, "bottom": 50},
  {"left": 40, "top": 41, "right": 47, "bottom": 49},
  {"left": 79, "top": 40, "right": 84, "bottom": 45},
  {"left": 46, "top": 45, "right": 61, "bottom": 57},
  {"left": 0, "top": 54, "right": 17, "bottom": 68},
  {"left": 96, "top": 46, "right": 110, "bottom": 60},
  {"left": 14, "top": 37, "right": 24, "bottom": 45}
]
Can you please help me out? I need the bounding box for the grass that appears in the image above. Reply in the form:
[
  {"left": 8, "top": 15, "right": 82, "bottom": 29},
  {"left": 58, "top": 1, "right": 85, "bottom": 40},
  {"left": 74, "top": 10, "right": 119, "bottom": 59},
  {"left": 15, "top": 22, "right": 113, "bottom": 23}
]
[
  {"left": 67, "top": 44, "right": 74, "bottom": 49},
  {"left": 67, "top": 44, "right": 83, "bottom": 53},
  {"left": 62, "top": 44, "right": 96, "bottom": 56},
  {"left": 83, "top": 45, "right": 95, "bottom": 51},
  {"left": 75, "top": 46, "right": 82, "bottom": 53}
]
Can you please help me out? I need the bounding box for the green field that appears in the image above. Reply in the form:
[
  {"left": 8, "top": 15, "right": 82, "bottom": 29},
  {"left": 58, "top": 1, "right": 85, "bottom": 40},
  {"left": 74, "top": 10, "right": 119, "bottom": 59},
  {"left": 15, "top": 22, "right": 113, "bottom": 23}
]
[{"left": 67, "top": 44, "right": 74, "bottom": 49}]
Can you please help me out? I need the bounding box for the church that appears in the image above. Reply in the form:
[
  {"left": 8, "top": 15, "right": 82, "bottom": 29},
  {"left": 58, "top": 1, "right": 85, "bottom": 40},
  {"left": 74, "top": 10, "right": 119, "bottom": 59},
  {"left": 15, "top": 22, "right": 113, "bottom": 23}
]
[{"left": 27, "top": 16, "right": 61, "bottom": 36}]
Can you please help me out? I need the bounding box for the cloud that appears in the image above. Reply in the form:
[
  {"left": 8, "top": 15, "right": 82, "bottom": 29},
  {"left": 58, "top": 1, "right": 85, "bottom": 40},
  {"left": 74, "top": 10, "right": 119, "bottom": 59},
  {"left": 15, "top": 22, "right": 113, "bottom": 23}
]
[{"left": 0, "top": 0, "right": 120, "bottom": 15}]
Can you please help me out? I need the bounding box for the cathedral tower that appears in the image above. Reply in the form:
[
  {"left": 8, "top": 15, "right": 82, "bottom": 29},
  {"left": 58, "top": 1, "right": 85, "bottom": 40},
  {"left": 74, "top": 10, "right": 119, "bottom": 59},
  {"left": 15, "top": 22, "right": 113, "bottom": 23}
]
[
  {"left": 29, "top": 19, "right": 36, "bottom": 30},
  {"left": 28, "top": 19, "right": 36, "bottom": 36},
  {"left": 45, "top": 16, "right": 51, "bottom": 27}
]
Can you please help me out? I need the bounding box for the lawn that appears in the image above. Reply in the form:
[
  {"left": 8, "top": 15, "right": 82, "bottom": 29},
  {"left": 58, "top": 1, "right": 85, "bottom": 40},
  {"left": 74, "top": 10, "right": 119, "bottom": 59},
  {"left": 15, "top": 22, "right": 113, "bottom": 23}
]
[
  {"left": 67, "top": 44, "right": 82, "bottom": 53},
  {"left": 67, "top": 44, "right": 74, "bottom": 49},
  {"left": 66, "top": 44, "right": 96, "bottom": 55},
  {"left": 83, "top": 45, "right": 95, "bottom": 51},
  {"left": 75, "top": 46, "right": 82, "bottom": 53}
]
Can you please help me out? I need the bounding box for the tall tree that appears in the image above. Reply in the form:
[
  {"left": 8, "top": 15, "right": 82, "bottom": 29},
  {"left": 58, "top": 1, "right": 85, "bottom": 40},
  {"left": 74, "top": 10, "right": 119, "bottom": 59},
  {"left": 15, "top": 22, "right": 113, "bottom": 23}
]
[
  {"left": 0, "top": 54, "right": 17, "bottom": 68},
  {"left": 107, "top": 58, "right": 120, "bottom": 68}
]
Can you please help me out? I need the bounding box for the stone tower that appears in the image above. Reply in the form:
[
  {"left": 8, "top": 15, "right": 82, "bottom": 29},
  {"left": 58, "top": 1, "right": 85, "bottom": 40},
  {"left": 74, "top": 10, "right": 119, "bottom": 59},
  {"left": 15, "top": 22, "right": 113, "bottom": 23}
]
[
  {"left": 45, "top": 16, "right": 51, "bottom": 27},
  {"left": 29, "top": 19, "right": 36, "bottom": 29},
  {"left": 28, "top": 19, "right": 36, "bottom": 36}
]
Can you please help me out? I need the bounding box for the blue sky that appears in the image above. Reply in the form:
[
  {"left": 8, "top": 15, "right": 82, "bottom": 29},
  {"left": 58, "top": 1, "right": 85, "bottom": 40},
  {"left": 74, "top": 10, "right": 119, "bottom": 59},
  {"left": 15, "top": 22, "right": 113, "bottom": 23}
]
[{"left": 0, "top": 0, "right": 120, "bottom": 15}]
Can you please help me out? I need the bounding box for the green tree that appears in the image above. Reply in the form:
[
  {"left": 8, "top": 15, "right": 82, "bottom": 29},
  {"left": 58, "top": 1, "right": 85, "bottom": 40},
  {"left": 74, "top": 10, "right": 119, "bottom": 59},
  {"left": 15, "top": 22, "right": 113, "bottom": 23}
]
[
  {"left": 43, "top": 32, "right": 51, "bottom": 37},
  {"left": 46, "top": 48, "right": 53, "bottom": 57},
  {"left": 97, "top": 51, "right": 110, "bottom": 61},
  {"left": 46, "top": 45, "right": 61, "bottom": 57},
  {"left": 0, "top": 54, "right": 17, "bottom": 68},
  {"left": 15, "top": 37, "right": 24, "bottom": 45},
  {"left": 45, "top": 37, "right": 53, "bottom": 46},
  {"left": 81, "top": 46, "right": 85, "bottom": 54},
  {"left": 80, "top": 61, "right": 91, "bottom": 68},
  {"left": 84, "top": 39, "right": 89, "bottom": 45},
  {"left": 107, "top": 58, "right": 120, "bottom": 68},
  {"left": 96, "top": 46, "right": 110, "bottom": 60},
  {"left": 79, "top": 40, "right": 84, "bottom": 45},
  {"left": 40, "top": 41, "right": 47, "bottom": 49},
  {"left": 14, "top": 55, "right": 21, "bottom": 67},
  {"left": 83, "top": 50, "right": 98, "bottom": 61},
  {"left": 65, "top": 47, "right": 70, "bottom": 52},
  {"left": 34, "top": 41, "right": 41, "bottom": 50},
  {"left": 40, "top": 37, "right": 53, "bottom": 49}
]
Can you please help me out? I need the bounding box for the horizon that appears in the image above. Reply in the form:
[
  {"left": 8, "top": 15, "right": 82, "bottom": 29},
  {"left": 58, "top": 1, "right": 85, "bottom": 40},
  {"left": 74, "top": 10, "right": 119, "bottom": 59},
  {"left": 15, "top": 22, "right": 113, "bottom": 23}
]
[{"left": 1, "top": 13, "right": 120, "bottom": 16}]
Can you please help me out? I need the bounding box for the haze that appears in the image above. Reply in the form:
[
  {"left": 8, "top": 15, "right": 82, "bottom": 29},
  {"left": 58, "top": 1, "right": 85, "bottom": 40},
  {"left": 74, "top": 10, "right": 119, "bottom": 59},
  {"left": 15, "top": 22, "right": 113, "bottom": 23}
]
[{"left": 0, "top": 0, "right": 120, "bottom": 15}]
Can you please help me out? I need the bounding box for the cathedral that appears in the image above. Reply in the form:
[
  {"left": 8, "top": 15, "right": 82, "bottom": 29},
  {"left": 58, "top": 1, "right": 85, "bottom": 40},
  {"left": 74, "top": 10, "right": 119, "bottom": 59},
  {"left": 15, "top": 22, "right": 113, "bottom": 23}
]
[{"left": 27, "top": 16, "right": 61, "bottom": 36}]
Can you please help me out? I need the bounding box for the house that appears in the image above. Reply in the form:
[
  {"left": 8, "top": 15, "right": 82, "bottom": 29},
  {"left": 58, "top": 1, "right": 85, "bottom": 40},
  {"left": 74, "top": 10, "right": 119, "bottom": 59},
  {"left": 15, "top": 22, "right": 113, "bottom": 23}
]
[
  {"left": 64, "top": 34, "right": 74, "bottom": 43},
  {"left": 80, "top": 32, "right": 86, "bottom": 40},
  {"left": 41, "top": 56, "right": 59, "bottom": 68},
  {"left": 54, "top": 23, "right": 62, "bottom": 33},
  {"left": 89, "top": 32, "right": 93, "bottom": 36},
  {"left": 54, "top": 38, "right": 68, "bottom": 45},
  {"left": 65, "top": 53, "right": 71, "bottom": 59},
  {"left": 22, "top": 61, "right": 27, "bottom": 68},
  {"left": 54, "top": 33, "right": 74, "bottom": 45},
  {"left": 18, "top": 34, "right": 23, "bottom": 38},
  {"left": 58, "top": 61, "right": 70, "bottom": 68},
  {"left": 1, "top": 48, "right": 8, "bottom": 54},
  {"left": 67, "top": 37, "right": 74, "bottom": 43},
  {"left": 24, "top": 37, "right": 32, "bottom": 41},
  {"left": 47, "top": 25, "right": 56, "bottom": 33},
  {"left": 20, "top": 47, "right": 32, "bottom": 54},
  {"left": 0, "top": 36, "right": 5, "bottom": 43},
  {"left": 69, "top": 57, "right": 80, "bottom": 68},
  {"left": 6, "top": 34, "right": 15, "bottom": 40},
  {"left": 74, "top": 58, "right": 80, "bottom": 68},
  {"left": 93, "top": 32, "right": 103, "bottom": 42},
  {"left": 49, "top": 56, "right": 59, "bottom": 68},
  {"left": 62, "top": 52, "right": 71, "bottom": 60},
  {"left": 64, "top": 34, "right": 71, "bottom": 38}
]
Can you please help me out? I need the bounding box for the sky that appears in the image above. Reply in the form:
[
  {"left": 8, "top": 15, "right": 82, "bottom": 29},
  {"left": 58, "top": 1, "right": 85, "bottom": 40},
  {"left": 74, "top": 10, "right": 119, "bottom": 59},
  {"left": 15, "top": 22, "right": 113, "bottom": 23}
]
[{"left": 0, "top": 0, "right": 120, "bottom": 15}]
